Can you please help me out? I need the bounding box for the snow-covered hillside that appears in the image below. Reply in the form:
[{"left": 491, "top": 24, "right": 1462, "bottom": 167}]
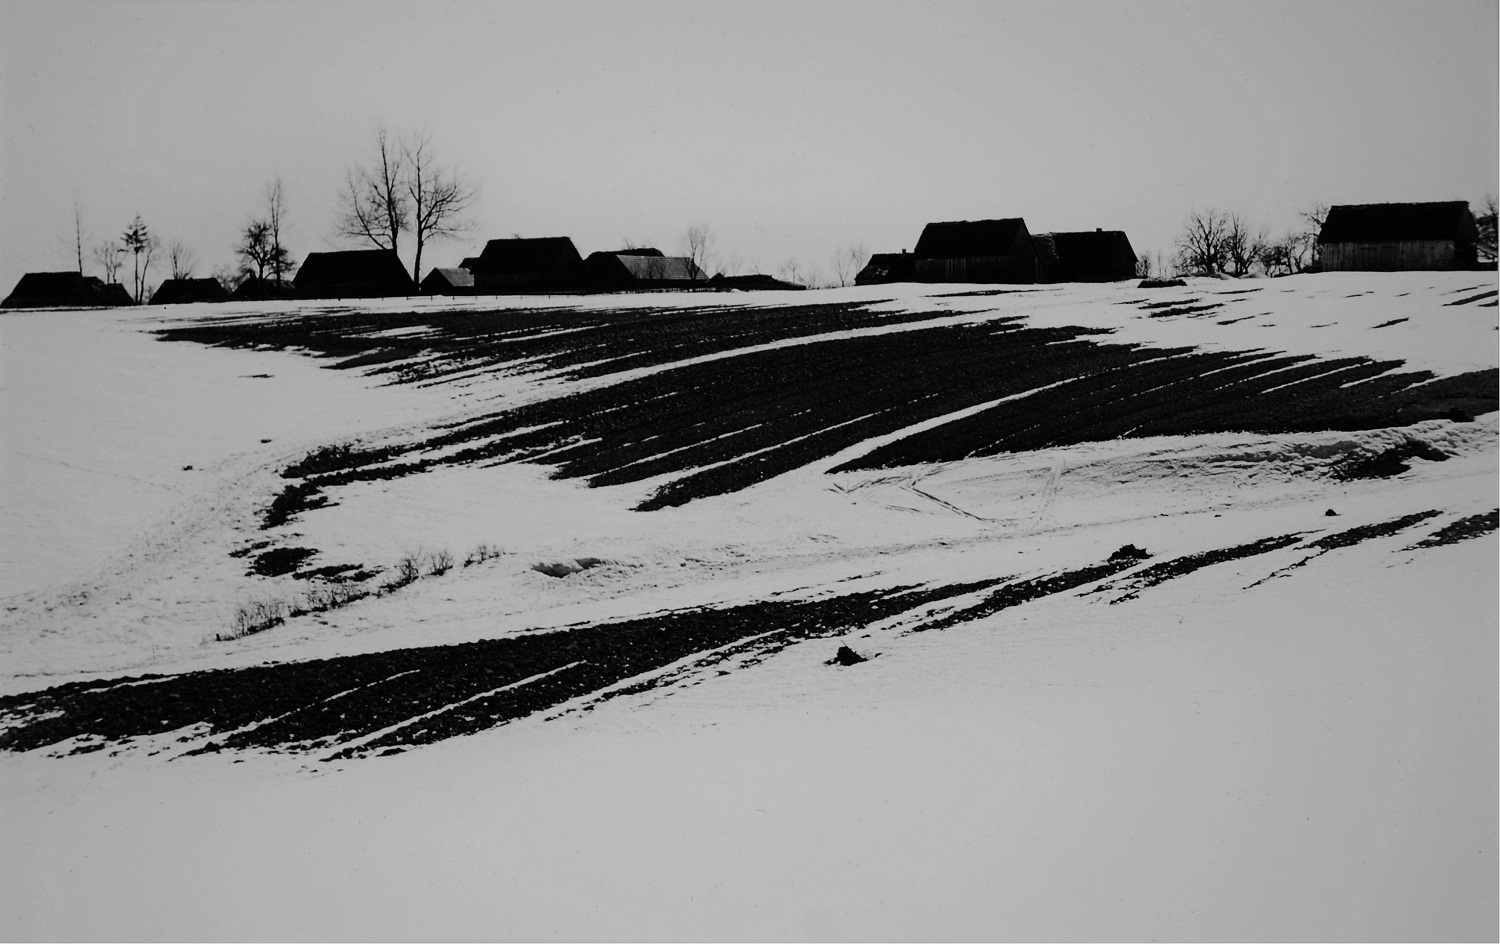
[{"left": 2, "top": 273, "right": 1495, "bottom": 940}]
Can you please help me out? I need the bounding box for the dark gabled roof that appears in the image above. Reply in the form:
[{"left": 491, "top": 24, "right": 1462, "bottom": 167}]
[
  {"left": 614, "top": 247, "right": 664, "bottom": 256},
  {"left": 459, "top": 256, "right": 481, "bottom": 269},
  {"left": 614, "top": 254, "right": 704, "bottom": 281},
  {"left": 1044, "top": 230, "right": 1135, "bottom": 257},
  {"left": 855, "top": 252, "right": 917, "bottom": 284},
  {"left": 470, "top": 236, "right": 583, "bottom": 274},
  {"left": 914, "top": 219, "right": 1029, "bottom": 257},
  {"left": 1035, "top": 230, "right": 1138, "bottom": 282},
  {"left": 0, "top": 271, "right": 129, "bottom": 309},
  {"left": 294, "top": 250, "right": 415, "bottom": 298},
  {"left": 421, "top": 267, "right": 475, "bottom": 288},
  {"left": 149, "top": 278, "right": 229, "bottom": 305},
  {"left": 1318, "top": 202, "right": 1476, "bottom": 244},
  {"left": 706, "top": 273, "right": 807, "bottom": 291}
]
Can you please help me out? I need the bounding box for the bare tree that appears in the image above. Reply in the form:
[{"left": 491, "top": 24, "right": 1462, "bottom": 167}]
[
  {"left": 121, "top": 215, "right": 158, "bottom": 303},
  {"left": 168, "top": 240, "right": 198, "bottom": 279},
  {"left": 337, "top": 127, "right": 410, "bottom": 258},
  {"left": 777, "top": 257, "right": 804, "bottom": 285},
  {"left": 212, "top": 263, "right": 245, "bottom": 294},
  {"left": 236, "top": 220, "right": 277, "bottom": 282},
  {"left": 264, "top": 174, "right": 294, "bottom": 283},
  {"left": 830, "top": 243, "right": 868, "bottom": 287},
  {"left": 1476, "top": 194, "right": 1497, "bottom": 263},
  {"left": 1299, "top": 203, "right": 1329, "bottom": 269},
  {"left": 403, "top": 132, "right": 478, "bottom": 285},
  {"left": 1223, "top": 212, "right": 1267, "bottom": 277},
  {"left": 680, "top": 225, "right": 714, "bottom": 280},
  {"left": 1175, "top": 208, "right": 1229, "bottom": 275},
  {"left": 92, "top": 239, "right": 124, "bottom": 285},
  {"left": 1261, "top": 233, "right": 1307, "bottom": 277},
  {"left": 1135, "top": 253, "right": 1153, "bottom": 279},
  {"left": 72, "top": 199, "right": 87, "bottom": 274}
]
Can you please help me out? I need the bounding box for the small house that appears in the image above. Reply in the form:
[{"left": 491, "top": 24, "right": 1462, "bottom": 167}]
[
  {"left": 585, "top": 249, "right": 706, "bottom": 290},
  {"left": 293, "top": 250, "right": 415, "bottom": 299},
  {"left": 0, "top": 272, "right": 132, "bottom": 309},
  {"left": 1034, "top": 230, "right": 1138, "bottom": 283},
  {"left": 706, "top": 273, "right": 808, "bottom": 291},
  {"left": 149, "top": 278, "right": 229, "bottom": 305},
  {"left": 419, "top": 267, "right": 475, "bottom": 295},
  {"left": 854, "top": 251, "right": 917, "bottom": 285},
  {"left": 466, "top": 237, "right": 595, "bottom": 294},
  {"left": 1318, "top": 202, "right": 1479, "bottom": 271},
  {"left": 913, "top": 219, "right": 1037, "bottom": 283}
]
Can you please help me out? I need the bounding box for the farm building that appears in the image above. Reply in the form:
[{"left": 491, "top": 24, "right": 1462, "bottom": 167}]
[
  {"left": 0, "top": 272, "right": 133, "bottom": 309},
  {"left": 230, "top": 278, "right": 296, "bottom": 301},
  {"left": 913, "top": 219, "right": 1037, "bottom": 283},
  {"left": 706, "top": 273, "right": 807, "bottom": 291},
  {"left": 419, "top": 267, "right": 475, "bottom": 295},
  {"left": 1034, "top": 230, "right": 1138, "bottom": 282},
  {"left": 1318, "top": 202, "right": 1479, "bottom": 271},
  {"left": 149, "top": 278, "right": 229, "bottom": 305},
  {"left": 854, "top": 251, "right": 917, "bottom": 285},
  {"left": 466, "top": 237, "right": 595, "bottom": 293},
  {"left": 585, "top": 249, "right": 706, "bottom": 290},
  {"left": 294, "top": 250, "right": 415, "bottom": 299}
]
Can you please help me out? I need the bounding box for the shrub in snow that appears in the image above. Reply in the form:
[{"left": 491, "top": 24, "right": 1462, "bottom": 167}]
[{"left": 827, "top": 644, "right": 870, "bottom": 666}]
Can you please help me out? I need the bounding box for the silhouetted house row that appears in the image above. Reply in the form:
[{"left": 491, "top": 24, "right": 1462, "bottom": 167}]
[
  {"left": 1033, "top": 230, "right": 1138, "bottom": 283},
  {"left": 419, "top": 267, "right": 475, "bottom": 295},
  {"left": 465, "top": 237, "right": 594, "bottom": 294},
  {"left": 1, "top": 272, "right": 133, "bottom": 309},
  {"left": 1318, "top": 202, "right": 1479, "bottom": 271},
  {"left": 149, "top": 278, "right": 229, "bottom": 305},
  {"left": 294, "top": 249, "right": 415, "bottom": 299},
  {"left": 585, "top": 249, "right": 706, "bottom": 290}
]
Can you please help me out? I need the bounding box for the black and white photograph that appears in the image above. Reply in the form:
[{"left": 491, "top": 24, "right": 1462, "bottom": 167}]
[{"left": 1, "top": 1, "right": 1496, "bottom": 940}]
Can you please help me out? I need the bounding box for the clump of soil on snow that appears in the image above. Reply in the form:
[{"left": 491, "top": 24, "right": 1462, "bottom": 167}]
[{"left": 1333, "top": 441, "right": 1448, "bottom": 480}]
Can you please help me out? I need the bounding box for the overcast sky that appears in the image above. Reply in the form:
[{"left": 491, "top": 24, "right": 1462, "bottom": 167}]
[{"left": 2, "top": 0, "right": 1495, "bottom": 292}]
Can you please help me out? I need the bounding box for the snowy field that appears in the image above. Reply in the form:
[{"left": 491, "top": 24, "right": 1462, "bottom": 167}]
[{"left": 1, "top": 272, "right": 1496, "bottom": 940}]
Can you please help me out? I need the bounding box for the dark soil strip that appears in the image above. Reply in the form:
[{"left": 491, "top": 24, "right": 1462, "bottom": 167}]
[
  {"left": 0, "top": 579, "right": 1006, "bottom": 760},
  {"left": 910, "top": 560, "right": 1139, "bottom": 632},
  {"left": 1445, "top": 290, "right": 1498, "bottom": 306},
  {"left": 1371, "top": 318, "right": 1409, "bottom": 329},
  {"left": 1307, "top": 510, "right": 1443, "bottom": 550},
  {"left": 1406, "top": 510, "right": 1499, "bottom": 549},
  {"left": 1102, "top": 534, "right": 1308, "bottom": 602},
  {"left": 1332, "top": 442, "right": 1448, "bottom": 480}
]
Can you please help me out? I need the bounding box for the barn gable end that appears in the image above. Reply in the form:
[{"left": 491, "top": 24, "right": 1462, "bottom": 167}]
[
  {"left": 913, "top": 219, "right": 1036, "bottom": 283},
  {"left": 294, "top": 250, "right": 415, "bottom": 299},
  {"left": 468, "top": 237, "right": 594, "bottom": 293},
  {"left": 1318, "top": 202, "right": 1479, "bottom": 271}
]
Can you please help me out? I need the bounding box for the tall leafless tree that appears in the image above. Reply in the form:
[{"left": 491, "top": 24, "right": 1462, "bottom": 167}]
[
  {"left": 404, "top": 132, "right": 478, "bottom": 285},
  {"left": 264, "top": 175, "right": 294, "bottom": 283},
  {"left": 72, "top": 199, "right": 88, "bottom": 274},
  {"left": 93, "top": 239, "right": 124, "bottom": 285},
  {"left": 121, "top": 215, "right": 158, "bottom": 303},
  {"left": 680, "top": 225, "right": 714, "bottom": 280},
  {"left": 1223, "top": 212, "right": 1267, "bottom": 277},
  {"left": 1175, "top": 208, "right": 1229, "bottom": 275},
  {"left": 337, "top": 127, "right": 411, "bottom": 259},
  {"left": 167, "top": 240, "right": 198, "bottom": 280},
  {"left": 830, "top": 243, "right": 868, "bottom": 287},
  {"left": 1299, "top": 203, "right": 1329, "bottom": 269},
  {"left": 1135, "top": 253, "right": 1153, "bottom": 279}
]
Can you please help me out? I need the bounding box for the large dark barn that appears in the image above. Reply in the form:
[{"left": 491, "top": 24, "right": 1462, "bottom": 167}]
[
  {"left": 149, "top": 278, "right": 229, "bottom": 305},
  {"left": 1318, "top": 202, "right": 1480, "bottom": 271},
  {"left": 0, "top": 272, "right": 133, "bottom": 309},
  {"left": 294, "top": 250, "right": 416, "bottom": 299},
  {"left": 585, "top": 249, "right": 706, "bottom": 290},
  {"left": 913, "top": 219, "right": 1037, "bottom": 283},
  {"left": 466, "top": 237, "right": 594, "bottom": 293},
  {"left": 1034, "top": 230, "right": 1138, "bottom": 282}
]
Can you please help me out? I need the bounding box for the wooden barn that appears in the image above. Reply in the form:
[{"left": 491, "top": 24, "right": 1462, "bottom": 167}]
[
  {"left": 913, "top": 219, "right": 1037, "bottom": 283},
  {"left": 0, "top": 272, "right": 132, "bottom": 309},
  {"left": 466, "top": 237, "right": 595, "bottom": 293},
  {"left": 1318, "top": 202, "right": 1479, "bottom": 271},
  {"left": 585, "top": 248, "right": 706, "bottom": 290},
  {"left": 419, "top": 267, "right": 475, "bottom": 295},
  {"left": 149, "top": 278, "right": 229, "bottom": 305},
  {"left": 293, "top": 250, "right": 415, "bottom": 299},
  {"left": 1034, "top": 230, "right": 1138, "bottom": 282},
  {"left": 854, "top": 251, "right": 917, "bottom": 285}
]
